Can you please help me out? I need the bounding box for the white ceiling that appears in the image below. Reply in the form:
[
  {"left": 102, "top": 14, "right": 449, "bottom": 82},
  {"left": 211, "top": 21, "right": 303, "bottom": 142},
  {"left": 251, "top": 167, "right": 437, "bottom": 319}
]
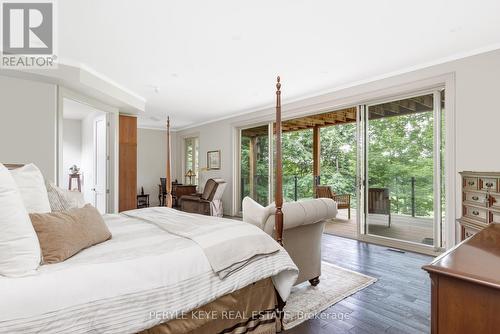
[{"left": 58, "top": 0, "right": 500, "bottom": 129}]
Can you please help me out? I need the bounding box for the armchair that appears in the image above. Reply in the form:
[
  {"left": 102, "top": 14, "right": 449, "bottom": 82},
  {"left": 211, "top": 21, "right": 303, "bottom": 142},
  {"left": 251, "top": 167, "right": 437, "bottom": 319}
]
[{"left": 180, "top": 178, "right": 227, "bottom": 217}]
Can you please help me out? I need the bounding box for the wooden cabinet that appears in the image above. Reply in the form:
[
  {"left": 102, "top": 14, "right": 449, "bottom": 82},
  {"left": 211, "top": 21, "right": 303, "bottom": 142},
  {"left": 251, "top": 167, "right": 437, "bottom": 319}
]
[
  {"left": 423, "top": 224, "right": 500, "bottom": 334},
  {"left": 458, "top": 171, "right": 500, "bottom": 241},
  {"left": 119, "top": 115, "right": 137, "bottom": 212}
]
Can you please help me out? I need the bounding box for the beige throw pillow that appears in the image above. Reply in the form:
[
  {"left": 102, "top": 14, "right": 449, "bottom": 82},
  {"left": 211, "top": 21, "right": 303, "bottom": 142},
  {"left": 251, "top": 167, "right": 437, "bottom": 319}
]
[{"left": 29, "top": 204, "right": 112, "bottom": 264}]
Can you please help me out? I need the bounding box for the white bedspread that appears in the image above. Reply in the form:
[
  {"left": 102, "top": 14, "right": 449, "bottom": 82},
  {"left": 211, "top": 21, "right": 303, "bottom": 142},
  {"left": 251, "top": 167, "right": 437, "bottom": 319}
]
[
  {"left": 0, "top": 214, "right": 298, "bottom": 334},
  {"left": 123, "top": 207, "right": 280, "bottom": 279}
]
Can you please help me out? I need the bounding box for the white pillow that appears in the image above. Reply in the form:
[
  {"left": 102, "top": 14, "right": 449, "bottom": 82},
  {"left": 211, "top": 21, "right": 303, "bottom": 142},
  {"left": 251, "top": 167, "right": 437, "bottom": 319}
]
[
  {"left": 10, "top": 164, "right": 51, "bottom": 213},
  {"left": 62, "top": 189, "right": 86, "bottom": 208},
  {"left": 0, "top": 163, "right": 41, "bottom": 277},
  {"left": 46, "top": 181, "right": 86, "bottom": 211}
]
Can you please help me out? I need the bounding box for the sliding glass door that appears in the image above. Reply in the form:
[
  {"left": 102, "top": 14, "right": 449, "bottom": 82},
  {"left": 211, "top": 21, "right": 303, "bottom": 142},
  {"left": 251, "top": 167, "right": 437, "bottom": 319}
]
[
  {"left": 236, "top": 89, "right": 446, "bottom": 249},
  {"left": 240, "top": 125, "right": 271, "bottom": 210},
  {"left": 359, "top": 91, "right": 445, "bottom": 248}
]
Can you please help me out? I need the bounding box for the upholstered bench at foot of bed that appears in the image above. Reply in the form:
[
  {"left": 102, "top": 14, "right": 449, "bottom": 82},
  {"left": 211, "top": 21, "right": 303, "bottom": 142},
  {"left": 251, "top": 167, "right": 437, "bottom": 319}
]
[{"left": 242, "top": 197, "right": 338, "bottom": 286}]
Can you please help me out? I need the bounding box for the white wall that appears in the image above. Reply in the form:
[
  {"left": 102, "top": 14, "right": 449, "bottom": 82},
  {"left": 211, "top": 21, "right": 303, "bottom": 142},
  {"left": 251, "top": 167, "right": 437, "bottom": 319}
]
[
  {"left": 175, "top": 125, "right": 232, "bottom": 214},
  {"left": 0, "top": 75, "right": 127, "bottom": 214},
  {"left": 61, "top": 119, "right": 82, "bottom": 189},
  {"left": 174, "top": 49, "right": 500, "bottom": 244},
  {"left": 0, "top": 75, "right": 57, "bottom": 179},
  {"left": 137, "top": 128, "right": 179, "bottom": 207}
]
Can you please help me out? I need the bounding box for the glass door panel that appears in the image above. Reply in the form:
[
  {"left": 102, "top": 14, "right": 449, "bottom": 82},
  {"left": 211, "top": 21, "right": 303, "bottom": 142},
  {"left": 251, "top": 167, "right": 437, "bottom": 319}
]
[
  {"left": 365, "top": 92, "right": 444, "bottom": 246},
  {"left": 240, "top": 125, "right": 270, "bottom": 210},
  {"left": 281, "top": 129, "right": 314, "bottom": 201}
]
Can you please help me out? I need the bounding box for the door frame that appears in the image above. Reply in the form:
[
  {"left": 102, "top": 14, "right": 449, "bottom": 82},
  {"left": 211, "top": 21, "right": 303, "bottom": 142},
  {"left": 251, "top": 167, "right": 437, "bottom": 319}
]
[
  {"left": 233, "top": 122, "right": 274, "bottom": 216},
  {"left": 356, "top": 86, "right": 450, "bottom": 255},
  {"left": 229, "top": 74, "right": 455, "bottom": 251},
  {"left": 56, "top": 87, "right": 119, "bottom": 213}
]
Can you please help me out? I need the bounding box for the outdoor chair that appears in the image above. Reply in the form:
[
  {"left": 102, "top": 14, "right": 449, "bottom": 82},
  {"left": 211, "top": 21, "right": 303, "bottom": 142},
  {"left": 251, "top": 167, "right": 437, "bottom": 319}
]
[
  {"left": 368, "top": 188, "right": 391, "bottom": 227},
  {"left": 315, "top": 185, "right": 351, "bottom": 219}
]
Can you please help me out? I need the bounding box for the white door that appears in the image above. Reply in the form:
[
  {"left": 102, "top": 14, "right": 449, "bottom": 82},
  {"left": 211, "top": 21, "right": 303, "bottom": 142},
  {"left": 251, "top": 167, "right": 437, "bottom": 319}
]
[{"left": 93, "top": 114, "right": 108, "bottom": 213}]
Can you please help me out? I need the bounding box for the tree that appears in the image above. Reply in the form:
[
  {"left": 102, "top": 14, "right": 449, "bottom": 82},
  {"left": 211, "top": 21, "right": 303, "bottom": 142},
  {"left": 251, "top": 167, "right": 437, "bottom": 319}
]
[{"left": 240, "top": 109, "right": 439, "bottom": 217}]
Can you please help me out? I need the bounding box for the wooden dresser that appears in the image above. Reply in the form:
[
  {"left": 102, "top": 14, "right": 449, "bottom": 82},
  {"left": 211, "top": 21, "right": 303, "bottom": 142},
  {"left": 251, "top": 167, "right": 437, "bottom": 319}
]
[
  {"left": 422, "top": 224, "right": 500, "bottom": 334},
  {"left": 458, "top": 171, "right": 500, "bottom": 241}
]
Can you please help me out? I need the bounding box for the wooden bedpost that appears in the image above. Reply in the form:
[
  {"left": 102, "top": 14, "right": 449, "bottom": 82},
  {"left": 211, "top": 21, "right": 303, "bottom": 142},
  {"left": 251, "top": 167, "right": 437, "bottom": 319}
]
[
  {"left": 165, "top": 116, "right": 173, "bottom": 208},
  {"left": 275, "top": 76, "right": 284, "bottom": 246}
]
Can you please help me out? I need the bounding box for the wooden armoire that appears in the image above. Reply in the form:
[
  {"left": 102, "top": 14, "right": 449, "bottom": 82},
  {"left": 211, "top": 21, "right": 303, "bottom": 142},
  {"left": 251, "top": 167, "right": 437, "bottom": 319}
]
[{"left": 119, "top": 115, "right": 137, "bottom": 211}]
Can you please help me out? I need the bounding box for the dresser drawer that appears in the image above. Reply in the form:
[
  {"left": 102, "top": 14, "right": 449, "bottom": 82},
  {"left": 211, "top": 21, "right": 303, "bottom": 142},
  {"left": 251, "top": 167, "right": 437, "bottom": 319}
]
[
  {"left": 463, "top": 205, "right": 488, "bottom": 222},
  {"left": 462, "top": 224, "right": 481, "bottom": 239},
  {"left": 479, "top": 178, "right": 498, "bottom": 191},
  {"left": 464, "top": 191, "right": 488, "bottom": 206},
  {"left": 490, "top": 193, "right": 500, "bottom": 210},
  {"left": 491, "top": 211, "right": 500, "bottom": 224},
  {"left": 463, "top": 177, "right": 479, "bottom": 190}
]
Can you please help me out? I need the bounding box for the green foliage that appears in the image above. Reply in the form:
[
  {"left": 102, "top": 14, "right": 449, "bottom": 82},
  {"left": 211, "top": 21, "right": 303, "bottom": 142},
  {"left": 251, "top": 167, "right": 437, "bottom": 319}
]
[
  {"left": 240, "top": 135, "right": 269, "bottom": 206},
  {"left": 319, "top": 124, "right": 357, "bottom": 205},
  {"left": 240, "top": 110, "right": 440, "bottom": 217},
  {"left": 367, "top": 112, "right": 434, "bottom": 217}
]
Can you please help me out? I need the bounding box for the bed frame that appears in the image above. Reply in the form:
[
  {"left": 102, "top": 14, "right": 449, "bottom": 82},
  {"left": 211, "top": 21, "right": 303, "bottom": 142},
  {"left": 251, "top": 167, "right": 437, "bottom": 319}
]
[
  {"left": 155, "top": 79, "right": 286, "bottom": 333},
  {"left": 163, "top": 77, "right": 285, "bottom": 244}
]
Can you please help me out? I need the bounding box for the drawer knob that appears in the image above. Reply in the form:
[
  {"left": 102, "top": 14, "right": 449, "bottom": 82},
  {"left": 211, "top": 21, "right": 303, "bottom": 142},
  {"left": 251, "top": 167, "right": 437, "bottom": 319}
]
[
  {"left": 485, "top": 182, "right": 494, "bottom": 188},
  {"left": 468, "top": 181, "right": 475, "bottom": 186},
  {"left": 472, "top": 196, "right": 479, "bottom": 201},
  {"left": 472, "top": 210, "right": 480, "bottom": 216}
]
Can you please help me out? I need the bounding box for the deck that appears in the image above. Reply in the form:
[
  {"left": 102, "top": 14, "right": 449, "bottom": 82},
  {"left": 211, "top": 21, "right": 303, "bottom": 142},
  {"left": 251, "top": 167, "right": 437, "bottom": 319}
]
[{"left": 324, "top": 209, "right": 434, "bottom": 245}]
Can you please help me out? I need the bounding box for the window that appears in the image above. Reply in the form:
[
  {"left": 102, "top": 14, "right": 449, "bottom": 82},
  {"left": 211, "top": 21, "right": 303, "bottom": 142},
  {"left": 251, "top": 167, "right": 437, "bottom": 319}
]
[{"left": 184, "top": 137, "right": 199, "bottom": 185}]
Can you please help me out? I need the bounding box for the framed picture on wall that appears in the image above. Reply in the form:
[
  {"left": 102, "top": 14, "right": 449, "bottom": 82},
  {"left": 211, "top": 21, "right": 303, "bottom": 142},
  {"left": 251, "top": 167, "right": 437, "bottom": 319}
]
[{"left": 207, "top": 150, "right": 221, "bottom": 170}]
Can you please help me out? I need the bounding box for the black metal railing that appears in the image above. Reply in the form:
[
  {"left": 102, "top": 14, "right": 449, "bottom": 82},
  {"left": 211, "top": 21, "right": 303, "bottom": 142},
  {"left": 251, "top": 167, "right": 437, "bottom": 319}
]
[{"left": 241, "top": 174, "right": 433, "bottom": 216}]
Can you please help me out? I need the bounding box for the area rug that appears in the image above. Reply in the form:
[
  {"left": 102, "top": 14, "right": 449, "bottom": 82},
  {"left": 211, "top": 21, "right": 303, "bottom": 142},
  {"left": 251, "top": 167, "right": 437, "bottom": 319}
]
[{"left": 282, "top": 261, "right": 377, "bottom": 330}]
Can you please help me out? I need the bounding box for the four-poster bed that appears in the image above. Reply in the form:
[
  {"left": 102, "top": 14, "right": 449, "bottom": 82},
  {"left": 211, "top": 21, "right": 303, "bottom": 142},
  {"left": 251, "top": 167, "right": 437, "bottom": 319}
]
[
  {"left": 0, "top": 78, "right": 297, "bottom": 334},
  {"left": 274, "top": 76, "right": 284, "bottom": 245},
  {"left": 165, "top": 116, "right": 173, "bottom": 208},
  {"left": 163, "top": 76, "right": 285, "bottom": 245}
]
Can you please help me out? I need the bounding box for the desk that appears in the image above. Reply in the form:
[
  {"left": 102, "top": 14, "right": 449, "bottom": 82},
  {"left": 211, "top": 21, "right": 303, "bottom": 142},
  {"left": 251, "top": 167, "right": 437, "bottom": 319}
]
[
  {"left": 159, "top": 184, "right": 197, "bottom": 207},
  {"left": 422, "top": 224, "right": 500, "bottom": 333}
]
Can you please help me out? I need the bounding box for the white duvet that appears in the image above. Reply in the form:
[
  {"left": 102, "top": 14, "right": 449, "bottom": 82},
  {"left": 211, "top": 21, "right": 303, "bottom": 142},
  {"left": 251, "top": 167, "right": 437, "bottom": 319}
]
[
  {"left": 0, "top": 213, "right": 298, "bottom": 334},
  {"left": 123, "top": 207, "right": 282, "bottom": 279}
]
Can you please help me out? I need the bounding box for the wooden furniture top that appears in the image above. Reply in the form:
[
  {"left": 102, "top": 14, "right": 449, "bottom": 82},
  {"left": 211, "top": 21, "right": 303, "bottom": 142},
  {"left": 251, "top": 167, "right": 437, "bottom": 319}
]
[
  {"left": 422, "top": 223, "right": 500, "bottom": 290},
  {"left": 4, "top": 163, "right": 24, "bottom": 170},
  {"left": 459, "top": 171, "right": 500, "bottom": 177}
]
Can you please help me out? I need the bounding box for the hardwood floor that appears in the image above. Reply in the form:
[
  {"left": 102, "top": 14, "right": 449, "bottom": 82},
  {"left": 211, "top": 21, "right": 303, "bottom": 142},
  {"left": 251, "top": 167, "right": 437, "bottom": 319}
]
[{"left": 284, "top": 234, "right": 433, "bottom": 334}]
